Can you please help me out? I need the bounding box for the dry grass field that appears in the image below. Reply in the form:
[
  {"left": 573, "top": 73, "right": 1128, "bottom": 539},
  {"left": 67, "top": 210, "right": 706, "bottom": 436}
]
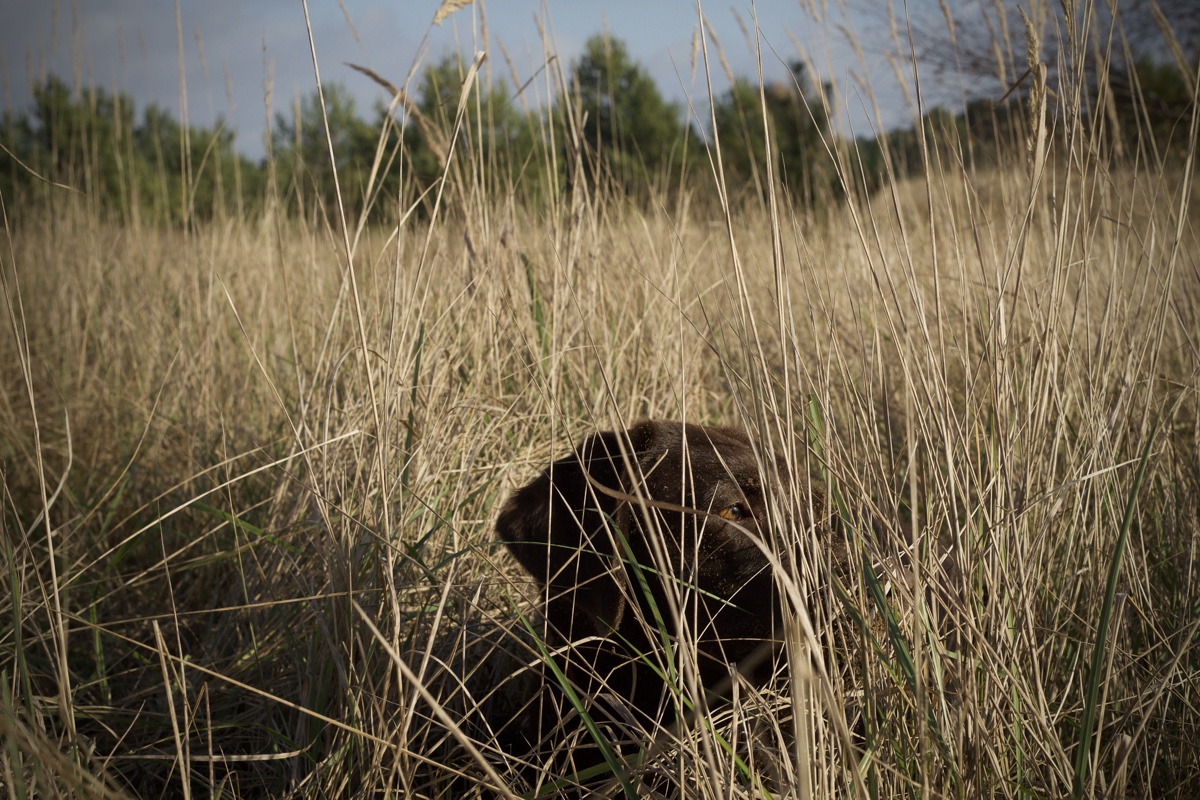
[{"left": 3, "top": 9, "right": 1200, "bottom": 799}]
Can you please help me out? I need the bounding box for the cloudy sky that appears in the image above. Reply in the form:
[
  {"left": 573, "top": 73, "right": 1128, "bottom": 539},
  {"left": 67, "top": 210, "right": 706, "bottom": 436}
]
[{"left": 0, "top": 1, "right": 957, "bottom": 161}]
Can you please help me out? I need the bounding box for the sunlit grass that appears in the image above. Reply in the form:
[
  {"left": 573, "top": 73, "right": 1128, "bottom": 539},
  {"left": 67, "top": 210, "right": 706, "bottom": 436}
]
[{"left": 2, "top": 3, "right": 1198, "bottom": 798}]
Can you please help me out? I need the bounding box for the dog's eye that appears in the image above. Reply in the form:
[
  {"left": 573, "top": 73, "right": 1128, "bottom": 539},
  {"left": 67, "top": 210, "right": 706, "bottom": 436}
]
[{"left": 718, "top": 503, "right": 749, "bottom": 521}]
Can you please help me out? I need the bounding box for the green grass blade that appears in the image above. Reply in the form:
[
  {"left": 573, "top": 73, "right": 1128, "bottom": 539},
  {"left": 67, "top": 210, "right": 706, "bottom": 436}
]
[{"left": 1071, "top": 420, "right": 1158, "bottom": 799}]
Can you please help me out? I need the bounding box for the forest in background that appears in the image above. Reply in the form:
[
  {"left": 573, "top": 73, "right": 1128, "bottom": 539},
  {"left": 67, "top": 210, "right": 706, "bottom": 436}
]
[{"left": 3, "top": 24, "right": 1194, "bottom": 227}]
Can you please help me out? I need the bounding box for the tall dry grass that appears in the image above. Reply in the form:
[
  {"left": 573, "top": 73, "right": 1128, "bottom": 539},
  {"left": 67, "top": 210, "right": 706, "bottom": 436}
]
[{"left": 3, "top": 2, "right": 1199, "bottom": 798}]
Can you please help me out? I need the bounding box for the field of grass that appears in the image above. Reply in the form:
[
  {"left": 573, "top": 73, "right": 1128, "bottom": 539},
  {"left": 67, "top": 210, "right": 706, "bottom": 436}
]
[{"left": 3, "top": 8, "right": 1200, "bottom": 799}]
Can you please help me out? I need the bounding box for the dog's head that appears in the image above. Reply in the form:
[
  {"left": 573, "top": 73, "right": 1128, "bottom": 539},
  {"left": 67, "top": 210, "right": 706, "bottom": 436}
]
[{"left": 496, "top": 419, "right": 828, "bottom": 686}]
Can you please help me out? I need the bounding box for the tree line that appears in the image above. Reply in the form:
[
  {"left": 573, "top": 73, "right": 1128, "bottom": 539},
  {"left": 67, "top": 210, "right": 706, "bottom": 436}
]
[{"left": 2, "top": 29, "right": 1193, "bottom": 227}]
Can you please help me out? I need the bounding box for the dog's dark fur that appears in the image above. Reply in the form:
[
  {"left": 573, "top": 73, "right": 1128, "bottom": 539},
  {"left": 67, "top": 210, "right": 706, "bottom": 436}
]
[
  {"left": 495, "top": 420, "right": 832, "bottom": 769},
  {"left": 486, "top": 419, "right": 984, "bottom": 800},
  {"left": 490, "top": 419, "right": 976, "bottom": 796}
]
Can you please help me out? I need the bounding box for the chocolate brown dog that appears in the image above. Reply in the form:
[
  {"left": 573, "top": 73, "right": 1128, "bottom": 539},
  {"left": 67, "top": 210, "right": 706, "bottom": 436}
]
[{"left": 495, "top": 420, "right": 830, "bottom": 770}]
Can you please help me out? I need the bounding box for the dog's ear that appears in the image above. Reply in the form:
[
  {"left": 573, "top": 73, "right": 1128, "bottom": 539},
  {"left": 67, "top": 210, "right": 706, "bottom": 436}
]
[{"left": 497, "top": 425, "right": 655, "bottom": 639}]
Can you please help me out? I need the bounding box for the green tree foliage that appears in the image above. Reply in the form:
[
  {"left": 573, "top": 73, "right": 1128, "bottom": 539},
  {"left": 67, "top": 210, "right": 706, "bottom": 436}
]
[
  {"left": 266, "top": 60, "right": 547, "bottom": 224},
  {"left": 271, "top": 83, "right": 380, "bottom": 225},
  {"left": 0, "top": 75, "right": 259, "bottom": 225},
  {"left": 0, "top": 76, "right": 136, "bottom": 220},
  {"left": 847, "top": 48, "right": 1193, "bottom": 199},
  {"left": 23, "top": 28, "right": 1165, "bottom": 223},
  {"left": 1106, "top": 57, "right": 1195, "bottom": 154},
  {"left": 399, "top": 54, "right": 545, "bottom": 212},
  {"left": 710, "top": 60, "right": 835, "bottom": 208},
  {"left": 913, "top": 0, "right": 1197, "bottom": 160},
  {"left": 566, "top": 34, "right": 696, "bottom": 198},
  {"left": 847, "top": 100, "right": 1032, "bottom": 200}
]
